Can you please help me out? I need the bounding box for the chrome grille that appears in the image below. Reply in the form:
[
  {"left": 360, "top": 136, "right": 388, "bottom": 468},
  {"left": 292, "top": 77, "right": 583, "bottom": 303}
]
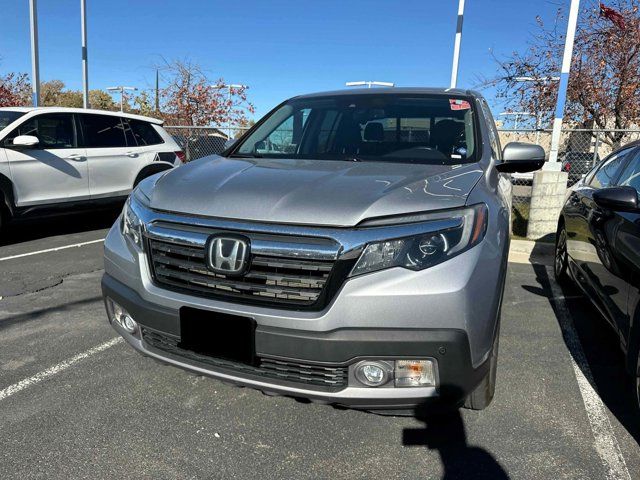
[
  {"left": 142, "top": 328, "right": 348, "bottom": 391},
  {"left": 148, "top": 238, "right": 334, "bottom": 306}
]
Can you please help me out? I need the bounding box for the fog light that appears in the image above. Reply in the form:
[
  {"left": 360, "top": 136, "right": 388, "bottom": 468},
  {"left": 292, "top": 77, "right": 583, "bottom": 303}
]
[
  {"left": 355, "top": 361, "right": 390, "bottom": 387},
  {"left": 106, "top": 298, "right": 137, "bottom": 334},
  {"left": 122, "top": 314, "right": 138, "bottom": 333},
  {"left": 394, "top": 359, "right": 436, "bottom": 387}
]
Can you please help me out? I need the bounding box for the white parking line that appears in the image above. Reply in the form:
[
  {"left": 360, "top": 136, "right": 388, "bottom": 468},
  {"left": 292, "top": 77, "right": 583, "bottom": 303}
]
[
  {"left": 0, "top": 337, "right": 123, "bottom": 402},
  {"left": 0, "top": 238, "right": 104, "bottom": 262},
  {"left": 549, "top": 277, "right": 631, "bottom": 480}
]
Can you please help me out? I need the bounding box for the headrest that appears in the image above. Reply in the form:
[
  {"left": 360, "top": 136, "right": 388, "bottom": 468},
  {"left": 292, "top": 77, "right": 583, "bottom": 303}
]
[{"left": 363, "top": 122, "right": 384, "bottom": 142}]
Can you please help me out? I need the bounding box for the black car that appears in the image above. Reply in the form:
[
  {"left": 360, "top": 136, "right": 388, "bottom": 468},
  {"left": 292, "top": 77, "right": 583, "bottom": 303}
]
[
  {"left": 555, "top": 141, "right": 640, "bottom": 406},
  {"left": 561, "top": 151, "right": 600, "bottom": 186}
]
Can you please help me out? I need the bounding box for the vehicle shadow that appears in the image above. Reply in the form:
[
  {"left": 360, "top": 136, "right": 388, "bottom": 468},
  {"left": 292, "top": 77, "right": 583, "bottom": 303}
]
[
  {"left": 403, "top": 406, "right": 509, "bottom": 479},
  {"left": 523, "top": 243, "right": 640, "bottom": 446},
  {"left": 0, "top": 207, "right": 121, "bottom": 247}
]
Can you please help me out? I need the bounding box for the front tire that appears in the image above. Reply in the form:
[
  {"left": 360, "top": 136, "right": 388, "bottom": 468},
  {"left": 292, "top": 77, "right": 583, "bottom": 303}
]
[{"left": 555, "top": 223, "right": 569, "bottom": 284}]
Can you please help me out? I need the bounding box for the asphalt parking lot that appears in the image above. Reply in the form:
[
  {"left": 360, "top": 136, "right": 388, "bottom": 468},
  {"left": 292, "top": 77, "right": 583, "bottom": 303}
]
[{"left": 1, "top": 211, "right": 639, "bottom": 480}]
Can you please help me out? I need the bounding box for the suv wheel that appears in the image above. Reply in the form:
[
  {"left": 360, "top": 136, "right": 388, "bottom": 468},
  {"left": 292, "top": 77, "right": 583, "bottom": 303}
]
[{"left": 555, "top": 223, "right": 569, "bottom": 283}]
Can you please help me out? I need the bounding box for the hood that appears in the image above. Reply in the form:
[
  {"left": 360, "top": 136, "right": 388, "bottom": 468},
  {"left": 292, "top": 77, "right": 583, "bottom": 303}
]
[{"left": 148, "top": 156, "right": 484, "bottom": 227}]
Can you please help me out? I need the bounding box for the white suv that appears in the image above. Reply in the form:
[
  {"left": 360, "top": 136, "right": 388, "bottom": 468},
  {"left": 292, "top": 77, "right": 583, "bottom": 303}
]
[{"left": 0, "top": 107, "right": 183, "bottom": 228}]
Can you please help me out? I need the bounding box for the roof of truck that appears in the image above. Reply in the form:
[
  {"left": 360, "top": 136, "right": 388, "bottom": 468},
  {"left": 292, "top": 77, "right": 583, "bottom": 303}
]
[{"left": 294, "top": 87, "right": 479, "bottom": 99}]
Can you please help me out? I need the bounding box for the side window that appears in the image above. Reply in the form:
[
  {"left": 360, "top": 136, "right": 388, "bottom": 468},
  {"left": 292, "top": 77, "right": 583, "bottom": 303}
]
[
  {"left": 257, "top": 110, "right": 310, "bottom": 155},
  {"left": 120, "top": 118, "right": 137, "bottom": 147},
  {"left": 81, "top": 114, "right": 127, "bottom": 148},
  {"left": 480, "top": 100, "right": 501, "bottom": 160},
  {"left": 617, "top": 150, "right": 640, "bottom": 194},
  {"left": 7, "top": 113, "right": 76, "bottom": 149},
  {"left": 260, "top": 115, "right": 294, "bottom": 154},
  {"left": 589, "top": 149, "right": 630, "bottom": 189},
  {"left": 129, "top": 120, "right": 163, "bottom": 146}
]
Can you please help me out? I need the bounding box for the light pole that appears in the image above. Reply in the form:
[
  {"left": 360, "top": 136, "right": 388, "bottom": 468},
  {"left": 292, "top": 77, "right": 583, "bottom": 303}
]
[
  {"left": 215, "top": 84, "right": 248, "bottom": 139},
  {"left": 81, "top": 0, "right": 89, "bottom": 108},
  {"left": 107, "top": 86, "right": 137, "bottom": 112},
  {"left": 548, "top": 0, "right": 581, "bottom": 169},
  {"left": 450, "top": 0, "right": 465, "bottom": 88},
  {"left": 345, "top": 81, "right": 395, "bottom": 88},
  {"left": 29, "top": 0, "right": 40, "bottom": 106}
]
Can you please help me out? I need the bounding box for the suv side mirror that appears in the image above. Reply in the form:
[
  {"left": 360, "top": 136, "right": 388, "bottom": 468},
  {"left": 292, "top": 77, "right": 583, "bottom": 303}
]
[
  {"left": 10, "top": 135, "right": 39, "bottom": 148},
  {"left": 593, "top": 186, "right": 638, "bottom": 212},
  {"left": 496, "top": 142, "right": 545, "bottom": 173}
]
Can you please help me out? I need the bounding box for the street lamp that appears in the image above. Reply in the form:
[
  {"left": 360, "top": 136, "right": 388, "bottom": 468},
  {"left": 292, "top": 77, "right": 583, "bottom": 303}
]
[
  {"left": 214, "top": 84, "right": 249, "bottom": 139},
  {"left": 107, "top": 86, "right": 137, "bottom": 112},
  {"left": 345, "top": 81, "right": 395, "bottom": 88}
]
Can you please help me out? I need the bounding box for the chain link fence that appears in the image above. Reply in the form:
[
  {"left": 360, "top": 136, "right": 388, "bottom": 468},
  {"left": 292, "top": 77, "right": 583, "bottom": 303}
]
[
  {"left": 500, "top": 128, "right": 640, "bottom": 236},
  {"left": 165, "top": 126, "right": 250, "bottom": 162}
]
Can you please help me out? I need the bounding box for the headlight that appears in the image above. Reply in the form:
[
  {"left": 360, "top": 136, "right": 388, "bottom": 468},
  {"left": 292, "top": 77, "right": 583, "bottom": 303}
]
[
  {"left": 121, "top": 196, "right": 144, "bottom": 249},
  {"left": 349, "top": 204, "right": 487, "bottom": 277}
]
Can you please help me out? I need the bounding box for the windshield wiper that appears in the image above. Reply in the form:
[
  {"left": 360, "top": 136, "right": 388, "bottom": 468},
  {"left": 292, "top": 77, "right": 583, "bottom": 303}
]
[{"left": 229, "top": 153, "right": 263, "bottom": 158}]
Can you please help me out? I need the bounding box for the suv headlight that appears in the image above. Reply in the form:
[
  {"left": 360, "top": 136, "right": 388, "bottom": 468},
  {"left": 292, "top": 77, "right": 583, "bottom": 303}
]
[
  {"left": 121, "top": 195, "right": 145, "bottom": 249},
  {"left": 349, "top": 204, "right": 487, "bottom": 277}
]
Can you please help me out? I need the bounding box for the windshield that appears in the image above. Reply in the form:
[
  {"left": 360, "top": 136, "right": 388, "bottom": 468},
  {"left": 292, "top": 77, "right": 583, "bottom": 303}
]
[
  {"left": 0, "top": 111, "right": 26, "bottom": 131},
  {"left": 232, "top": 94, "right": 477, "bottom": 165}
]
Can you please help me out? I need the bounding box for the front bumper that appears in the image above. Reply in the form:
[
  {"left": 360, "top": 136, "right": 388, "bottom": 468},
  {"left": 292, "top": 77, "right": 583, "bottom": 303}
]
[{"left": 102, "top": 273, "right": 491, "bottom": 410}]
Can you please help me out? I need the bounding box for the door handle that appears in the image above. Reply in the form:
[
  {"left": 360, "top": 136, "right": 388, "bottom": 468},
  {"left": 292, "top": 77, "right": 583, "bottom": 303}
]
[
  {"left": 125, "top": 151, "right": 139, "bottom": 158},
  {"left": 66, "top": 154, "right": 86, "bottom": 161}
]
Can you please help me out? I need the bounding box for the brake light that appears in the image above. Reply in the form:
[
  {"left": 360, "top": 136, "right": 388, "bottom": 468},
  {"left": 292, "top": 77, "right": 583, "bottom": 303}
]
[
  {"left": 564, "top": 162, "right": 571, "bottom": 172},
  {"left": 175, "top": 151, "right": 186, "bottom": 163}
]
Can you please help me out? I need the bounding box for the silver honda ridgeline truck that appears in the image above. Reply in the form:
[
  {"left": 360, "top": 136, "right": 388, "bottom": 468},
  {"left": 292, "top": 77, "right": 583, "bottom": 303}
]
[{"left": 102, "top": 88, "right": 544, "bottom": 414}]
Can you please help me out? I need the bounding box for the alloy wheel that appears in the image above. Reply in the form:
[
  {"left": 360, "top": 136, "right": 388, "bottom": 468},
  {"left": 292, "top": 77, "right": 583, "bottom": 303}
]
[{"left": 555, "top": 227, "right": 568, "bottom": 281}]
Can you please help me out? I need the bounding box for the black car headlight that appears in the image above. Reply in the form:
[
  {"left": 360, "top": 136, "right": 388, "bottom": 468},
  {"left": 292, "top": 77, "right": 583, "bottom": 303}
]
[
  {"left": 349, "top": 204, "right": 487, "bottom": 277},
  {"left": 121, "top": 194, "right": 146, "bottom": 249}
]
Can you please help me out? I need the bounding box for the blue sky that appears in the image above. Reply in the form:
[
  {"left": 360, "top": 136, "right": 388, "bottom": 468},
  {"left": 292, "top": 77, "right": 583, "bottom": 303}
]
[{"left": 0, "top": 0, "right": 562, "bottom": 120}]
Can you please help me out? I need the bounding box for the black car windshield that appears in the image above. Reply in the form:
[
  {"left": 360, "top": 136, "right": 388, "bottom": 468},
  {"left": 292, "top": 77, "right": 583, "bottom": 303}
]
[
  {"left": 232, "top": 94, "right": 477, "bottom": 165},
  {"left": 0, "top": 110, "right": 26, "bottom": 130}
]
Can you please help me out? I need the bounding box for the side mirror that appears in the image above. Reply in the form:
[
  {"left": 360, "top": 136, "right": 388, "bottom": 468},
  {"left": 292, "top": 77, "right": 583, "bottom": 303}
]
[
  {"left": 224, "top": 138, "right": 237, "bottom": 150},
  {"left": 496, "top": 142, "right": 545, "bottom": 173},
  {"left": 593, "top": 186, "right": 638, "bottom": 212},
  {"left": 10, "top": 135, "right": 39, "bottom": 148}
]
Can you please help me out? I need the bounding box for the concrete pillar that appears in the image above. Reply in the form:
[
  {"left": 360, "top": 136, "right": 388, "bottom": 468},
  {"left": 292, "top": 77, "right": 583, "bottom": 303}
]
[{"left": 526, "top": 170, "right": 568, "bottom": 240}]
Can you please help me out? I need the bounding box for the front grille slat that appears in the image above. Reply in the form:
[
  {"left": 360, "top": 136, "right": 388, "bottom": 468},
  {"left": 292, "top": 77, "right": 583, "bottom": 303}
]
[
  {"left": 154, "top": 264, "right": 322, "bottom": 298},
  {"left": 142, "top": 328, "right": 348, "bottom": 391},
  {"left": 148, "top": 237, "right": 335, "bottom": 306}
]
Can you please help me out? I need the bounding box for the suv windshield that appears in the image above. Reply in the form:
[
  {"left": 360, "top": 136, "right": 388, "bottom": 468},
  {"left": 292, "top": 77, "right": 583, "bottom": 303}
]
[
  {"left": 0, "top": 110, "right": 26, "bottom": 130},
  {"left": 233, "top": 94, "right": 477, "bottom": 165}
]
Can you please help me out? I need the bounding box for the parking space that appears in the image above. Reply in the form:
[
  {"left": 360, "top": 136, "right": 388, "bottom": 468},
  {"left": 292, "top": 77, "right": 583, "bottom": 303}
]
[{"left": 0, "top": 218, "right": 639, "bottom": 479}]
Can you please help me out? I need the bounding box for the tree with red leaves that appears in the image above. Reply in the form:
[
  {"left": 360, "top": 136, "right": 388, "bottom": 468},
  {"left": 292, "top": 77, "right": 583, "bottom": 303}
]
[
  {"left": 485, "top": 0, "right": 640, "bottom": 148},
  {"left": 600, "top": 2, "right": 627, "bottom": 30},
  {"left": 0, "top": 72, "right": 30, "bottom": 107},
  {"left": 159, "top": 59, "right": 254, "bottom": 128}
]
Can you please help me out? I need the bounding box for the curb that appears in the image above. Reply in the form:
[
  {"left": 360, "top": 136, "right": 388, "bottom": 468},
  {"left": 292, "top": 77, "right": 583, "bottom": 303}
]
[
  {"left": 509, "top": 239, "right": 554, "bottom": 256},
  {"left": 508, "top": 239, "right": 554, "bottom": 265}
]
